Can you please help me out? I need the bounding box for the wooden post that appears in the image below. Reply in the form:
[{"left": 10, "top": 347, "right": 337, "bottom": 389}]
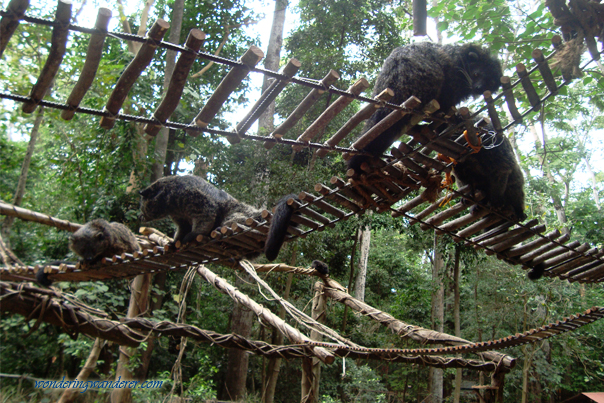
[
  {"left": 301, "top": 282, "right": 327, "bottom": 403},
  {"left": 111, "top": 273, "right": 152, "bottom": 403}
]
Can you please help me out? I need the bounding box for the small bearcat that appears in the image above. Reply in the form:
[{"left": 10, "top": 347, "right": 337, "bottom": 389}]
[
  {"left": 37, "top": 219, "right": 141, "bottom": 286},
  {"left": 70, "top": 219, "right": 141, "bottom": 264},
  {"left": 139, "top": 175, "right": 297, "bottom": 261},
  {"left": 348, "top": 42, "right": 502, "bottom": 172}
]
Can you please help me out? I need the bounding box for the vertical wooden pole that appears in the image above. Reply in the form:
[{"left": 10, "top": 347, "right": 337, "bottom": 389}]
[
  {"left": 301, "top": 282, "right": 327, "bottom": 403},
  {"left": 111, "top": 273, "right": 152, "bottom": 403}
]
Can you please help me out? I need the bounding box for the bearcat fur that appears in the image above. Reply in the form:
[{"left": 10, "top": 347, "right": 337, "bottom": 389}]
[
  {"left": 348, "top": 42, "right": 502, "bottom": 172},
  {"left": 69, "top": 219, "right": 140, "bottom": 265},
  {"left": 264, "top": 194, "right": 299, "bottom": 261},
  {"left": 139, "top": 175, "right": 297, "bottom": 261},
  {"left": 452, "top": 130, "right": 526, "bottom": 224}
]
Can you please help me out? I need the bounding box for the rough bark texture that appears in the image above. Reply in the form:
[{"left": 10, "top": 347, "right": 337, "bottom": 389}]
[
  {"left": 1, "top": 105, "right": 45, "bottom": 242},
  {"left": 150, "top": 0, "right": 184, "bottom": 182},
  {"left": 258, "top": 0, "right": 288, "bottom": 132},
  {"left": 429, "top": 234, "right": 444, "bottom": 403},
  {"left": 58, "top": 338, "right": 105, "bottom": 403},
  {"left": 354, "top": 224, "right": 371, "bottom": 302},
  {"left": 262, "top": 272, "right": 293, "bottom": 403},
  {"left": 301, "top": 282, "right": 326, "bottom": 403},
  {"left": 111, "top": 273, "right": 152, "bottom": 403},
  {"left": 530, "top": 124, "right": 569, "bottom": 234},
  {"left": 220, "top": 275, "right": 254, "bottom": 401},
  {"left": 453, "top": 246, "right": 462, "bottom": 403}
]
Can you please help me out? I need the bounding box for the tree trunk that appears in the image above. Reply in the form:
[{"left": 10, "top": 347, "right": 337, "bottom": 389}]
[
  {"left": 452, "top": 246, "right": 462, "bottom": 403},
  {"left": 220, "top": 275, "right": 254, "bottom": 401},
  {"left": 354, "top": 223, "right": 371, "bottom": 302},
  {"left": 301, "top": 282, "right": 327, "bottom": 403},
  {"left": 136, "top": 0, "right": 185, "bottom": 378},
  {"left": 1, "top": 105, "right": 45, "bottom": 242},
  {"left": 111, "top": 274, "right": 152, "bottom": 403},
  {"left": 529, "top": 124, "right": 569, "bottom": 233},
  {"left": 58, "top": 338, "right": 105, "bottom": 403},
  {"left": 258, "top": 0, "right": 288, "bottom": 132},
  {"left": 150, "top": 0, "right": 184, "bottom": 182},
  {"left": 262, "top": 272, "right": 294, "bottom": 403},
  {"left": 429, "top": 233, "right": 444, "bottom": 403}
]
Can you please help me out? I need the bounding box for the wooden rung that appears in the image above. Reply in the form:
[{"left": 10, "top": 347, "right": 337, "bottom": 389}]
[
  {"left": 265, "top": 69, "right": 340, "bottom": 149},
  {"left": 329, "top": 176, "right": 367, "bottom": 206},
  {"left": 516, "top": 63, "right": 541, "bottom": 111},
  {"left": 490, "top": 224, "right": 546, "bottom": 254},
  {"left": 405, "top": 184, "right": 471, "bottom": 222},
  {"left": 298, "top": 192, "right": 346, "bottom": 219},
  {"left": 454, "top": 215, "right": 503, "bottom": 241},
  {"left": 288, "top": 199, "right": 335, "bottom": 228},
  {"left": 538, "top": 243, "right": 591, "bottom": 272},
  {"left": 530, "top": 240, "right": 582, "bottom": 267},
  {"left": 61, "top": 7, "right": 112, "bottom": 120},
  {"left": 476, "top": 219, "right": 539, "bottom": 248},
  {"left": 503, "top": 229, "right": 560, "bottom": 258},
  {"left": 397, "top": 144, "right": 447, "bottom": 171},
  {"left": 518, "top": 233, "right": 570, "bottom": 263},
  {"left": 408, "top": 126, "right": 462, "bottom": 160},
  {"left": 456, "top": 107, "right": 480, "bottom": 147},
  {"left": 186, "top": 45, "right": 264, "bottom": 135},
  {"left": 314, "top": 183, "right": 361, "bottom": 213},
  {"left": 290, "top": 214, "right": 322, "bottom": 231},
  {"left": 144, "top": 29, "right": 206, "bottom": 135},
  {"left": 23, "top": 0, "right": 72, "bottom": 114},
  {"left": 350, "top": 96, "right": 421, "bottom": 151},
  {"left": 500, "top": 76, "right": 522, "bottom": 122},
  {"left": 569, "top": 262, "right": 604, "bottom": 282},
  {"left": 236, "top": 58, "right": 301, "bottom": 139},
  {"left": 532, "top": 49, "right": 558, "bottom": 94},
  {"left": 550, "top": 249, "right": 602, "bottom": 276},
  {"left": 435, "top": 209, "right": 490, "bottom": 234},
  {"left": 420, "top": 202, "right": 467, "bottom": 230},
  {"left": 0, "top": 0, "right": 30, "bottom": 57},
  {"left": 401, "top": 157, "right": 431, "bottom": 178},
  {"left": 100, "top": 19, "right": 170, "bottom": 128},
  {"left": 293, "top": 78, "right": 370, "bottom": 151},
  {"left": 483, "top": 91, "right": 503, "bottom": 132},
  {"left": 317, "top": 88, "right": 394, "bottom": 157}
]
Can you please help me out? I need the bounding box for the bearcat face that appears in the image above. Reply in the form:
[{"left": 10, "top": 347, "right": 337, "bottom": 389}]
[
  {"left": 462, "top": 45, "right": 502, "bottom": 95},
  {"left": 139, "top": 183, "right": 168, "bottom": 222}
]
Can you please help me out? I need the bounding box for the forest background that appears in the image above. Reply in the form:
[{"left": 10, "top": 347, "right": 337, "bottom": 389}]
[{"left": 0, "top": 0, "right": 603, "bottom": 402}]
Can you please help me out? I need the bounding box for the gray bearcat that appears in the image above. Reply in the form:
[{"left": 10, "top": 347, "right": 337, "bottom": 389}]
[
  {"left": 139, "top": 175, "right": 297, "bottom": 261},
  {"left": 348, "top": 42, "right": 503, "bottom": 172}
]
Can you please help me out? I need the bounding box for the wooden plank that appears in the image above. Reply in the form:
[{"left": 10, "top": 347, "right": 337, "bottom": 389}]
[
  {"left": 100, "top": 19, "right": 170, "bottom": 128},
  {"left": 186, "top": 45, "right": 264, "bottom": 135},
  {"left": 61, "top": 7, "right": 112, "bottom": 120},
  {"left": 144, "top": 29, "right": 206, "bottom": 135},
  {"left": 23, "top": 0, "right": 72, "bottom": 113},
  {"left": 0, "top": 0, "right": 30, "bottom": 57}
]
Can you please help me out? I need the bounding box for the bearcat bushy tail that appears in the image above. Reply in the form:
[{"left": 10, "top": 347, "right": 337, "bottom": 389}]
[{"left": 264, "top": 194, "right": 299, "bottom": 261}]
